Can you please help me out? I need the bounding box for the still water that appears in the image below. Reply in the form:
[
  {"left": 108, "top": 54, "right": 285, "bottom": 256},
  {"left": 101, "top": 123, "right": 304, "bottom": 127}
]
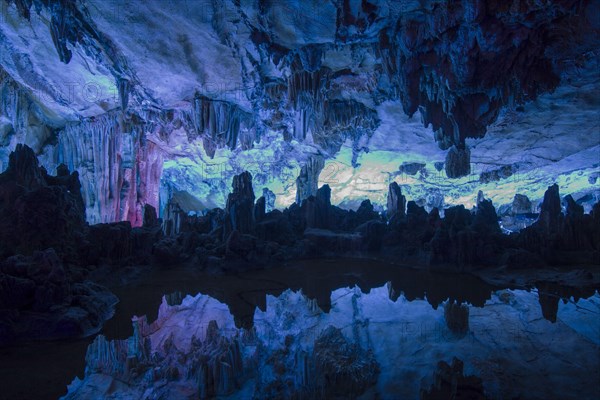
[{"left": 1, "top": 259, "right": 598, "bottom": 399}]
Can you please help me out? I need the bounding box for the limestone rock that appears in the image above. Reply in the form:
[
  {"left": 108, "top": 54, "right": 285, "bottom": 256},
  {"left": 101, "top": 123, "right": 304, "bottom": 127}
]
[
  {"left": 387, "top": 182, "right": 406, "bottom": 221},
  {"left": 142, "top": 204, "right": 159, "bottom": 228},
  {"left": 224, "top": 172, "right": 255, "bottom": 236},
  {"left": 512, "top": 194, "right": 532, "bottom": 215},
  {"left": 296, "top": 156, "right": 325, "bottom": 205},
  {"left": 445, "top": 146, "right": 471, "bottom": 179}
]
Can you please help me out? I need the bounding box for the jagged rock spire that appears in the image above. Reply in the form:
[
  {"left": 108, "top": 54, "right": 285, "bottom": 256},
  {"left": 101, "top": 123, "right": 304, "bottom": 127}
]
[
  {"left": 296, "top": 155, "right": 325, "bottom": 205},
  {"left": 387, "top": 182, "right": 406, "bottom": 221},
  {"left": 225, "top": 171, "right": 255, "bottom": 235}
]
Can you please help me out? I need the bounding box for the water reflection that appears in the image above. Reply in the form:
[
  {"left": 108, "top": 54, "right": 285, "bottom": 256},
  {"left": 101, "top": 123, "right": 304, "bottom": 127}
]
[
  {"left": 103, "top": 259, "right": 598, "bottom": 337},
  {"left": 1, "top": 259, "right": 598, "bottom": 400},
  {"left": 65, "top": 260, "right": 599, "bottom": 400}
]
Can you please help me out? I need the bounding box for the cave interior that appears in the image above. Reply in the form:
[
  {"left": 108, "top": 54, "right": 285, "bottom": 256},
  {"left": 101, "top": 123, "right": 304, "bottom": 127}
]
[{"left": 0, "top": 0, "right": 599, "bottom": 399}]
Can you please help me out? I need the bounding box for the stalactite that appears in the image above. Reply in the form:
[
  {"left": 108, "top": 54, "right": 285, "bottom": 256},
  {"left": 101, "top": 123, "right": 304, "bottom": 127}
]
[
  {"left": 192, "top": 95, "right": 255, "bottom": 158},
  {"left": 445, "top": 145, "right": 471, "bottom": 179},
  {"left": 287, "top": 68, "right": 330, "bottom": 141},
  {"left": 314, "top": 100, "right": 380, "bottom": 156},
  {"left": 118, "top": 78, "right": 130, "bottom": 112},
  {"left": 58, "top": 113, "right": 163, "bottom": 226},
  {"left": 49, "top": 13, "right": 73, "bottom": 64},
  {"left": 0, "top": 68, "right": 57, "bottom": 171},
  {"left": 287, "top": 69, "right": 330, "bottom": 111},
  {"left": 0, "top": 69, "right": 28, "bottom": 135}
]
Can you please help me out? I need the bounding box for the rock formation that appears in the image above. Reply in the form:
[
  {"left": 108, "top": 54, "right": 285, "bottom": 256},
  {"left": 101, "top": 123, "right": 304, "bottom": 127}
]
[
  {"left": 0, "top": 144, "right": 86, "bottom": 259},
  {"left": 421, "top": 358, "right": 486, "bottom": 400},
  {"left": 224, "top": 171, "right": 255, "bottom": 236},
  {"left": 295, "top": 155, "right": 325, "bottom": 204},
  {"left": 445, "top": 145, "right": 471, "bottom": 179},
  {"left": 0, "top": 145, "right": 161, "bottom": 344},
  {"left": 0, "top": 248, "right": 117, "bottom": 346},
  {"left": 387, "top": 182, "right": 406, "bottom": 222},
  {"left": 444, "top": 301, "right": 470, "bottom": 336},
  {"left": 512, "top": 194, "right": 533, "bottom": 215}
]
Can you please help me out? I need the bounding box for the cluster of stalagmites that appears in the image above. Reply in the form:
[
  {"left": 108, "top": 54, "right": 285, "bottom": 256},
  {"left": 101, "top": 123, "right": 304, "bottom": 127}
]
[
  {"left": 1, "top": 145, "right": 598, "bottom": 345},
  {"left": 160, "top": 168, "right": 600, "bottom": 272}
]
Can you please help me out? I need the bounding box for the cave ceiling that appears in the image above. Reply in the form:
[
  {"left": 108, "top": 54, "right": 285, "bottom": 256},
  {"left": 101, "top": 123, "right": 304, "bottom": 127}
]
[{"left": 0, "top": 0, "right": 599, "bottom": 216}]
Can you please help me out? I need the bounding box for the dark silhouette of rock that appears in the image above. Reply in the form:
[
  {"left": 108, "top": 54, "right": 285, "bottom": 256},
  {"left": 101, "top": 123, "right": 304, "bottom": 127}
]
[
  {"left": 6, "top": 146, "right": 597, "bottom": 275},
  {"left": 516, "top": 185, "right": 600, "bottom": 266},
  {"left": 444, "top": 301, "right": 469, "bottom": 335},
  {"left": 421, "top": 357, "right": 486, "bottom": 400},
  {"left": 355, "top": 199, "right": 379, "bottom": 224},
  {"left": 142, "top": 204, "right": 159, "bottom": 227},
  {"left": 407, "top": 200, "right": 428, "bottom": 222},
  {"left": 254, "top": 196, "right": 266, "bottom": 223},
  {"left": 445, "top": 145, "right": 471, "bottom": 178},
  {"left": 153, "top": 237, "right": 187, "bottom": 265},
  {"left": 224, "top": 171, "right": 255, "bottom": 236},
  {"left": 304, "top": 229, "right": 361, "bottom": 255},
  {"left": 387, "top": 182, "right": 406, "bottom": 221},
  {"left": 537, "top": 184, "right": 562, "bottom": 234},
  {"left": 356, "top": 220, "right": 386, "bottom": 251},
  {"left": 1, "top": 143, "right": 45, "bottom": 189},
  {"left": 255, "top": 210, "right": 295, "bottom": 246},
  {"left": 0, "top": 249, "right": 117, "bottom": 346},
  {"left": 0, "top": 145, "right": 86, "bottom": 259},
  {"left": 473, "top": 192, "right": 500, "bottom": 233},
  {"left": 564, "top": 195, "right": 584, "bottom": 219},
  {"left": 500, "top": 249, "right": 546, "bottom": 270},
  {"left": 86, "top": 222, "right": 133, "bottom": 264},
  {"left": 537, "top": 282, "right": 560, "bottom": 323},
  {"left": 225, "top": 230, "right": 257, "bottom": 260},
  {"left": 302, "top": 184, "right": 332, "bottom": 230},
  {"left": 340, "top": 199, "right": 381, "bottom": 231},
  {"left": 398, "top": 162, "right": 425, "bottom": 176},
  {"left": 224, "top": 229, "right": 281, "bottom": 267}
]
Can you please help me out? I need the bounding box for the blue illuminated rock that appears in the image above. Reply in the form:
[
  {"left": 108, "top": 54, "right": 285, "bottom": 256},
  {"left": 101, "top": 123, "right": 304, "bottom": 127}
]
[{"left": 0, "top": 0, "right": 597, "bottom": 217}]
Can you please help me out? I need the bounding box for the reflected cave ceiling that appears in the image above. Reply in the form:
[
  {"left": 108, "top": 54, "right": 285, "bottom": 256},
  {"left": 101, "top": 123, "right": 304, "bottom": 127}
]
[{"left": 0, "top": 0, "right": 599, "bottom": 223}]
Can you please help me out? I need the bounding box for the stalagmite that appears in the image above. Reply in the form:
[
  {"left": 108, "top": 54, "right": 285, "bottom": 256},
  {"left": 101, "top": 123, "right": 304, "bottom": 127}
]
[
  {"left": 387, "top": 181, "right": 407, "bottom": 221},
  {"left": 224, "top": 171, "right": 255, "bottom": 236},
  {"left": 295, "top": 155, "right": 325, "bottom": 204}
]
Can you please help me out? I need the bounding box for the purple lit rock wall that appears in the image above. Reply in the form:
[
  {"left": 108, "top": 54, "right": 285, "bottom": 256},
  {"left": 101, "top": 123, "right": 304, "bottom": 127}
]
[{"left": 0, "top": 0, "right": 598, "bottom": 223}]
